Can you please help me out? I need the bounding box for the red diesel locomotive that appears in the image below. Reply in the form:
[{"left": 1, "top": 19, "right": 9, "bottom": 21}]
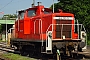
[{"left": 10, "top": 2, "right": 86, "bottom": 57}]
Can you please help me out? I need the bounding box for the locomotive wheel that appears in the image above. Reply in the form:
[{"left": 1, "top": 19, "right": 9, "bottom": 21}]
[
  {"left": 78, "top": 45, "right": 82, "bottom": 52},
  {"left": 20, "top": 46, "right": 28, "bottom": 56},
  {"left": 28, "top": 50, "right": 35, "bottom": 57},
  {"left": 20, "top": 49, "right": 28, "bottom": 56}
]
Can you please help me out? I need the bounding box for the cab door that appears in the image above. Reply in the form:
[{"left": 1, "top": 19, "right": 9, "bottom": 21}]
[{"left": 18, "top": 11, "right": 25, "bottom": 38}]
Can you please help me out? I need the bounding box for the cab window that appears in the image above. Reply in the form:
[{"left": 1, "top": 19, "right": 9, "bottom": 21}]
[
  {"left": 44, "top": 11, "right": 51, "bottom": 14},
  {"left": 28, "top": 10, "right": 36, "bottom": 17},
  {"left": 18, "top": 11, "right": 25, "bottom": 20},
  {"left": 44, "top": 8, "right": 52, "bottom": 14}
]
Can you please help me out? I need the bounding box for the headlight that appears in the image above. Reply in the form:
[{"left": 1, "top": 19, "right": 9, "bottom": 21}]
[{"left": 48, "top": 31, "right": 52, "bottom": 38}]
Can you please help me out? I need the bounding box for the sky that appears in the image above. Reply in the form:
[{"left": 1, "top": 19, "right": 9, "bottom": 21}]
[{"left": 0, "top": 0, "right": 58, "bottom": 17}]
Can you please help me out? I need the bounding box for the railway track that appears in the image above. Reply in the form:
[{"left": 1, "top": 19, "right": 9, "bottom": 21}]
[
  {"left": 0, "top": 42, "right": 14, "bottom": 52},
  {"left": 0, "top": 42, "right": 90, "bottom": 60}
]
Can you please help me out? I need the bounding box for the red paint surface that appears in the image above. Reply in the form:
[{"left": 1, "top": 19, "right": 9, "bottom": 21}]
[{"left": 15, "top": 5, "right": 78, "bottom": 41}]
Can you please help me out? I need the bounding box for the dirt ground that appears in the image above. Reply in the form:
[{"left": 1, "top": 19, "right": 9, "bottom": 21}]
[{"left": 83, "top": 46, "right": 90, "bottom": 59}]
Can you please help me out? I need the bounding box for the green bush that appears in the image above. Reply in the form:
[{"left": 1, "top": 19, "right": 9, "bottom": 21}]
[{"left": 87, "top": 40, "right": 90, "bottom": 45}]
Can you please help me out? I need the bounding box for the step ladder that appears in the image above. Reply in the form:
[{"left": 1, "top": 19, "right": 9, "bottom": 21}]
[{"left": 41, "top": 31, "right": 52, "bottom": 54}]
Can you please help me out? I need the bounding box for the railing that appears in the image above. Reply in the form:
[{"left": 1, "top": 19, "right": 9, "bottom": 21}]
[
  {"left": 34, "top": 19, "right": 44, "bottom": 47},
  {"left": 34, "top": 19, "right": 42, "bottom": 34},
  {"left": 45, "top": 23, "right": 87, "bottom": 53},
  {"left": 46, "top": 24, "right": 86, "bottom": 40}
]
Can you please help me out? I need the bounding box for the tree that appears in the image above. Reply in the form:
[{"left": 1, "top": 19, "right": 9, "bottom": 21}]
[
  {"left": 50, "top": 0, "right": 90, "bottom": 43},
  {"left": 0, "top": 14, "right": 17, "bottom": 33},
  {"left": 1, "top": 14, "right": 17, "bottom": 20}
]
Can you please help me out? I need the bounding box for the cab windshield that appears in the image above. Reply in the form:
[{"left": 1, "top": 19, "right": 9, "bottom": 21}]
[{"left": 27, "top": 10, "right": 36, "bottom": 17}]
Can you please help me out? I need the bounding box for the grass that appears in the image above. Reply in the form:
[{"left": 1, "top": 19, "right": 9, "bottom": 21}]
[
  {"left": 2, "top": 53, "right": 35, "bottom": 60},
  {"left": 0, "top": 39, "right": 6, "bottom": 42},
  {"left": 0, "top": 40, "right": 35, "bottom": 60}
]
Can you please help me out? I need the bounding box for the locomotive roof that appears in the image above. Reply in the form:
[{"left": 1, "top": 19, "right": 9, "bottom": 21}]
[
  {"left": 17, "top": 5, "right": 74, "bottom": 17},
  {"left": 17, "top": 5, "right": 52, "bottom": 12}
]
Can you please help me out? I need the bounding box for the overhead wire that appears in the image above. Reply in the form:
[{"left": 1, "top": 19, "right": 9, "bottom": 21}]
[
  {"left": 0, "top": 0, "right": 14, "bottom": 11},
  {"left": 0, "top": 0, "right": 25, "bottom": 11},
  {"left": 12, "top": 0, "right": 25, "bottom": 4}
]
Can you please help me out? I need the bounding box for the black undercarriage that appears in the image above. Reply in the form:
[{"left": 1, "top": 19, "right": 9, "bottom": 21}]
[{"left": 10, "top": 38, "right": 83, "bottom": 59}]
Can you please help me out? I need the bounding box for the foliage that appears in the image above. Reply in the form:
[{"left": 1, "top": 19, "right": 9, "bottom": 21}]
[
  {"left": 87, "top": 40, "right": 90, "bottom": 45},
  {"left": 1, "top": 14, "right": 17, "bottom": 20},
  {"left": 2, "top": 53, "right": 35, "bottom": 60},
  {"left": 50, "top": 0, "right": 90, "bottom": 44},
  {"left": 0, "top": 14, "right": 16, "bottom": 33}
]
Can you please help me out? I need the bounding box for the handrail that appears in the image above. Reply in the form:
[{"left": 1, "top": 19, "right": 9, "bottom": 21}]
[
  {"left": 34, "top": 19, "right": 41, "bottom": 34},
  {"left": 46, "top": 24, "right": 84, "bottom": 40}
]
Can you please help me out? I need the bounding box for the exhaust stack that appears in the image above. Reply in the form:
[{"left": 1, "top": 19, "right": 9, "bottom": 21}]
[
  {"left": 31, "top": 0, "right": 35, "bottom": 7},
  {"left": 37, "top": 2, "right": 42, "bottom": 6}
]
